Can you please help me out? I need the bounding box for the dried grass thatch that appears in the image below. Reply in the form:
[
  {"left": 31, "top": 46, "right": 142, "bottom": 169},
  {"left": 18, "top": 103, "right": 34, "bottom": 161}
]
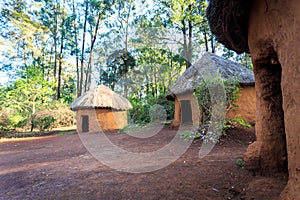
[
  {"left": 166, "top": 52, "right": 254, "bottom": 100},
  {"left": 70, "top": 85, "right": 132, "bottom": 111},
  {"left": 206, "top": 0, "right": 251, "bottom": 53}
]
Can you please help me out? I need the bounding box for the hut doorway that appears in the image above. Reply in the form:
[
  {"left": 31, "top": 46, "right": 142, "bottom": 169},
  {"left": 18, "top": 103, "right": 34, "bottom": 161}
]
[
  {"left": 82, "top": 115, "right": 89, "bottom": 133},
  {"left": 180, "top": 100, "right": 192, "bottom": 124}
]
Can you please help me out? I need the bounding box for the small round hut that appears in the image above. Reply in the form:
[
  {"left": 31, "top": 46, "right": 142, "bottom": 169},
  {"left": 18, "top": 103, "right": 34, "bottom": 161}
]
[{"left": 70, "top": 84, "right": 132, "bottom": 132}]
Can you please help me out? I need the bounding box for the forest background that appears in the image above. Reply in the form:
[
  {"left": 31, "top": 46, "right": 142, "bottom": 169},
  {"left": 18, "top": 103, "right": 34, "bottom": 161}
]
[{"left": 0, "top": 0, "right": 252, "bottom": 133}]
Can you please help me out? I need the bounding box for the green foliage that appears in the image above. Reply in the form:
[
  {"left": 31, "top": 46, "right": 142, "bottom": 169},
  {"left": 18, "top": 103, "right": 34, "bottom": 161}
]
[
  {"left": 195, "top": 77, "right": 240, "bottom": 124},
  {"left": 220, "top": 48, "right": 253, "bottom": 70},
  {"left": 0, "top": 66, "right": 74, "bottom": 132},
  {"left": 118, "top": 123, "right": 155, "bottom": 134},
  {"left": 194, "top": 76, "right": 240, "bottom": 141},
  {"left": 180, "top": 130, "right": 201, "bottom": 140},
  {"left": 149, "top": 104, "right": 166, "bottom": 122},
  {"left": 100, "top": 50, "right": 136, "bottom": 90},
  {"left": 8, "top": 114, "right": 27, "bottom": 128},
  {"left": 34, "top": 102, "right": 74, "bottom": 129},
  {"left": 60, "top": 75, "right": 76, "bottom": 104},
  {"left": 236, "top": 158, "right": 244, "bottom": 167},
  {"left": 34, "top": 116, "right": 56, "bottom": 131},
  {"left": 55, "top": 130, "right": 76, "bottom": 136},
  {"left": 226, "top": 116, "right": 252, "bottom": 128},
  {"left": 0, "top": 66, "right": 55, "bottom": 130},
  {"left": 128, "top": 93, "right": 174, "bottom": 124},
  {"left": 0, "top": 0, "right": 254, "bottom": 137},
  {"left": 128, "top": 96, "right": 151, "bottom": 124},
  {"left": 0, "top": 107, "right": 12, "bottom": 132}
]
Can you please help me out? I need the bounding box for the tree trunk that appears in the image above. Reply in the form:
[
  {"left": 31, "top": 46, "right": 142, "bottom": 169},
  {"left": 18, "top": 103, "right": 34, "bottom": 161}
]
[
  {"left": 57, "top": 34, "right": 64, "bottom": 99},
  {"left": 203, "top": 30, "right": 209, "bottom": 52},
  {"left": 187, "top": 13, "right": 193, "bottom": 68},
  {"left": 57, "top": 0, "right": 66, "bottom": 100},
  {"left": 181, "top": 20, "right": 188, "bottom": 70},
  {"left": 53, "top": 0, "right": 58, "bottom": 81},
  {"left": 79, "top": 0, "right": 89, "bottom": 96},
  {"left": 85, "top": 11, "right": 102, "bottom": 92},
  {"left": 72, "top": 0, "right": 80, "bottom": 98}
]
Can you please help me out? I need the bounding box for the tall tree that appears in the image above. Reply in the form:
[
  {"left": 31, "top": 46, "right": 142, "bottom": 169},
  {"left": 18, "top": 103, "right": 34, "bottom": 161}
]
[
  {"left": 155, "top": 0, "right": 216, "bottom": 68},
  {"left": 2, "top": 66, "right": 55, "bottom": 131},
  {"left": 84, "top": 0, "right": 112, "bottom": 92},
  {"left": 0, "top": 0, "right": 47, "bottom": 71},
  {"left": 69, "top": 0, "right": 80, "bottom": 97},
  {"left": 78, "top": 0, "right": 89, "bottom": 96},
  {"left": 57, "top": 0, "right": 67, "bottom": 99}
]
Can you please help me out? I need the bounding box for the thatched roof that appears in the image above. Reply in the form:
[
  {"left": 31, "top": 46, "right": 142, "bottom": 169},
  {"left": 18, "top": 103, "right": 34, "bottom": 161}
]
[
  {"left": 70, "top": 84, "right": 132, "bottom": 111},
  {"left": 206, "top": 0, "right": 251, "bottom": 53},
  {"left": 166, "top": 52, "right": 254, "bottom": 101}
]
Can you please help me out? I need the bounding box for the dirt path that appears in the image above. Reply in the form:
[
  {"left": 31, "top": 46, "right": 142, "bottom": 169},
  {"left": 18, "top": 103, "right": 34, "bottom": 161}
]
[{"left": 0, "top": 126, "right": 287, "bottom": 200}]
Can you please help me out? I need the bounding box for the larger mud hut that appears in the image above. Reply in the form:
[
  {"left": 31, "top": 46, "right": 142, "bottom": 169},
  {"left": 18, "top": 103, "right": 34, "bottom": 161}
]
[
  {"left": 70, "top": 84, "right": 132, "bottom": 132},
  {"left": 166, "top": 52, "right": 255, "bottom": 126},
  {"left": 207, "top": 0, "right": 300, "bottom": 198}
]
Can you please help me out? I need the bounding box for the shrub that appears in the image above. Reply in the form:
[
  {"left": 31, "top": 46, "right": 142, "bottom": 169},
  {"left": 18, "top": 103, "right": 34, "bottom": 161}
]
[
  {"left": 194, "top": 76, "right": 240, "bottom": 141},
  {"left": 0, "top": 107, "right": 14, "bottom": 132},
  {"left": 128, "top": 94, "right": 174, "bottom": 125},
  {"left": 149, "top": 104, "right": 166, "bottom": 122},
  {"left": 226, "top": 116, "right": 252, "bottom": 128},
  {"left": 34, "top": 103, "right": 74, "bottom": 129},
  {"left": 34, "top": 116, "right": 56, "bottom": 131}
]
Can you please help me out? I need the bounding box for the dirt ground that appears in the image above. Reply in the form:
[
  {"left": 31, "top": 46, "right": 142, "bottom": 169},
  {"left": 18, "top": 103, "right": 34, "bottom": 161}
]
[{"left": 0, "top": 126, "right": 288, "bottom": 200}]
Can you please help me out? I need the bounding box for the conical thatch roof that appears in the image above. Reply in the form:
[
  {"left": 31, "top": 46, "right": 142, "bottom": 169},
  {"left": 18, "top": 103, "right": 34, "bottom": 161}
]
[
  {"left": 166, "top": 52, "right": 254, "bottom": 101},
  {"left": 70, "top": 84, "right": 132, "bottom": 111},
  {"left": 206, "top": 0, "right": 251, "bottom": 53}
]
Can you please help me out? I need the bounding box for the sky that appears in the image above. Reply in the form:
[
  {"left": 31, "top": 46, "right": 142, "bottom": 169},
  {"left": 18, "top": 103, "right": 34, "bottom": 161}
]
[{"left": 0, "top": 71, "right": 8, "bottom": 85}]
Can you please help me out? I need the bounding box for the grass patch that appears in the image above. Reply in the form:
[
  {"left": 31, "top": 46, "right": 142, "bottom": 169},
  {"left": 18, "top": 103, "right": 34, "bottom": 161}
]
[
  {"left": 0, "top": 129, "right": 76, "bottom": 139},
  {"left": 118, "top": 122, "right": 169, "bottom": 134},
  {"left": 55, "top": 130, "right": 76, "bottom": 136}
]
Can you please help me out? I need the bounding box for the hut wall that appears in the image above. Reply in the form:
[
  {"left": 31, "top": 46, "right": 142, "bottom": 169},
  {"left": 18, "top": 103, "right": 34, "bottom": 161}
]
[
  {"left": 172, "top": 98, "right": 181, "bottom": 126},
  {"left": 172, "top": 92, "right": 200, "bottom": 126},
  {"left": 226, "top": 86, "right": 256, "bottom": 123},
  {"left": 96, "top": 109, "right": 128, "bottom": 131},
  {"left": 172, "top": 86, "right": 256, "bottom": 126},
  {"left": 76, "top": 109, "right": 128, "bottom": 132},
  {"left": 245, "top": 1, "right": 300, "bottom": 198}
]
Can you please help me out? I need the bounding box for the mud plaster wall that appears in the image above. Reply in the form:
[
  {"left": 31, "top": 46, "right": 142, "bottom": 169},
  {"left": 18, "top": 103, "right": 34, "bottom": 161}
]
[
  {"left": 172, "top": 93, "right": 200, "bottom": 126},
  {"left": 247, "top": 0, "right": 300, "bottom": 198},
  {"left": 226, "top": 86, "right": 256, "bottom": 123},
  {"left": 76, "top": 109, "right": 128, "bottom": 132},
  {"left": 173, "top": 87, "right": 256, "bottom": 126}
]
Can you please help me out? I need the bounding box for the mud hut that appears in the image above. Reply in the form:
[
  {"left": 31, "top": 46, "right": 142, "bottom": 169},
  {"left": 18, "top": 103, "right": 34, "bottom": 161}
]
[
  {"left": 70, "top": 84, "right": 132, "bottom": 132},
  {"left": 207, "top": 0, "right": 300, "bottom": 198},
  {"left": 166, "top": 52, "right": 255, "bottom": 126}
]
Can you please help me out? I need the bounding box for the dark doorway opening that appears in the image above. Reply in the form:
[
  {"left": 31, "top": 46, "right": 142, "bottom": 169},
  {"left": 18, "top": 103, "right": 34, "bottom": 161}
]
[
  {"left": 82, "top": 115, "right": 89, "bottom": 132},
  {"left": 180, "top": 100, "right": 193, "bottom": 124}
]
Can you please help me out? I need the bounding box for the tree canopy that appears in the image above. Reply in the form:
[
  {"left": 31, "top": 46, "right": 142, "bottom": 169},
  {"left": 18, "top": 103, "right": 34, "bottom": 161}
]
[{"left": 0, "top": 0, "right": 252, "bottom": 131}]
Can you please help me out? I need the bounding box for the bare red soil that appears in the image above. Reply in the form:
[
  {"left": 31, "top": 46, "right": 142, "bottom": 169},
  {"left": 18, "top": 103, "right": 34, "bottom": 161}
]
[{"left": 0, "top": 126, "right": 287, "bottom": 200}]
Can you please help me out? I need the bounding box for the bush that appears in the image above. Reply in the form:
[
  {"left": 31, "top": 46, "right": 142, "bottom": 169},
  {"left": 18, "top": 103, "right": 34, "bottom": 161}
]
[
  {"left": 194, "top": 77, "right": 240, "bottom": 141},
  {"left": 34, "top": 103, "right": 74, "bottom": 129},
  {"left": 34, "top": 116, "right": 56, "bottom": 131},
  {"left": 128, "top": 97, "right": 151, "bottom": 124},
  {"left": 0, "top": 107, "right": 27, "bottom": 131},
  {"left": 0, "top": 107, "right": 13, "bottom": 132},
  {"left": 195, "top": 77, "right": 239, "bottom": 124},
  {"left": 128, "top": 94, "right": 174, "bottom": 124},
  {"left": 149, "top": 104, "right": 167, "bottom": 122}
]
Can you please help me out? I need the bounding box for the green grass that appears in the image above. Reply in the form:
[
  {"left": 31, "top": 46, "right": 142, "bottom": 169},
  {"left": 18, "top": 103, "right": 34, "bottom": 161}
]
[
  {"left": 55, "top": 130, "right": 76, "bottom": 136},
  {"left": 1, "top": 129, "right": 76, "bottom": 138}
]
